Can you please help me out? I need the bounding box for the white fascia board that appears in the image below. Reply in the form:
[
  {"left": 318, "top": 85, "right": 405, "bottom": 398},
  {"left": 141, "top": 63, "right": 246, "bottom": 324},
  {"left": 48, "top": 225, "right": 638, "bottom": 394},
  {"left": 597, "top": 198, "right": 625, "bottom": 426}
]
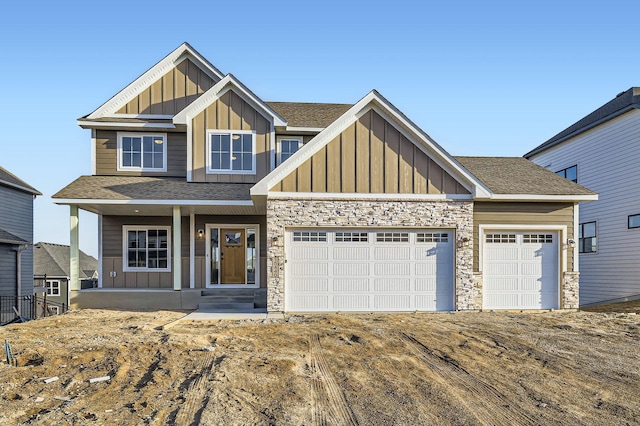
[
  {"left": 112, "top": 114, "right": 175, "bottom": 119},
  {"left": 173, "top": 74, "right": 287, "bottom": 127},
  {"left": 77, "top": 120, "right": 176, "bottom": 129},
  {"left": 488, "top": 194, "right": 599, "bottom": 202},
  {"left": 87, "top": 42, "right": 224, "bottom": 119},
  {"left": 267, "top": 192, "right": 474, "bottom": 201},
  {"left": 53, "top": 199, "right": 254, "bottom": 206},
  {"left": 252, "top": 90, "right": 491, "bottom": 198},
  {"left": 284, "top": 126, "right": 325, "bottom": 133}
]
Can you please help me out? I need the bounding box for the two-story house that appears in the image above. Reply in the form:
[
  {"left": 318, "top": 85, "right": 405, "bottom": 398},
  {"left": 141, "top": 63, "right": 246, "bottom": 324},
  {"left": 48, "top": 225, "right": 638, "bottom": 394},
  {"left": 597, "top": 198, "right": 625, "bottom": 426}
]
[
  {"left": 0, "top": 166, "right": 40, "bottom": 322},
  {"left": 53, "top": 43, "right": 596, "bottom": 313},
  {"left": 525, "top": 88, "right": 640, "bottom": 306}
]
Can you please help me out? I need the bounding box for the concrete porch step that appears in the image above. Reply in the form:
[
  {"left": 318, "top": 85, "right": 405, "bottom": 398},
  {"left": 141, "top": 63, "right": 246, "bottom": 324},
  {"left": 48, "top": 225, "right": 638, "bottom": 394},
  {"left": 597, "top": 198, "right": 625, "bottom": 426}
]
[
  {"left": 197, "top": 302, "right": 256, "bottom": 311},
  {"left": 199, "top": 296, "right": 255, "bottom": 304},
  {"left": 201, "top": 289, "right": 256, "bottom": 297}
]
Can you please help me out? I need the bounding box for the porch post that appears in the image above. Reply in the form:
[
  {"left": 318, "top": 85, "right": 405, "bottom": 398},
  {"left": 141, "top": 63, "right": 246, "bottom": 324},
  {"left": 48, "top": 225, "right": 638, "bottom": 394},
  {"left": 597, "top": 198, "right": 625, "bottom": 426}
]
[
  {"left": 189, "top": 213, "right": 195, "bottom": 289},
  {"left": 173, "top": 206, "right": 182, "bottom": 290},
  {"left": 70, "top": 205, "right": 80, "bottom": 291}
]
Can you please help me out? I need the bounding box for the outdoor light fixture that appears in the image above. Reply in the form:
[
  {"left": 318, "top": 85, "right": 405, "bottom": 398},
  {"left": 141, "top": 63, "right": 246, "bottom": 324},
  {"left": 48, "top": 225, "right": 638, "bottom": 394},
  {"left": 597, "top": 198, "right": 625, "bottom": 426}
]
[
  {"left": 567, "top": 238, "right": 576, "bottom": 248},
  {"left": 457, "top": 237, "right": 470, "bottom": 248},
  {"left": 197, "top": 229, "right": 205, "bottom": 239}
]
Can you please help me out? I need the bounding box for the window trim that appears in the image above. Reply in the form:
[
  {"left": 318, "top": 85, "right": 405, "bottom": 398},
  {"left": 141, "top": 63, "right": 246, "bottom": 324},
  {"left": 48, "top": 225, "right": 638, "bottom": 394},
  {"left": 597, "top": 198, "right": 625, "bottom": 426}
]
[
  {"left": 122, "top": 226, "right": 172, "bottom": 272},
  {"left": 628, "top": 214, "right": 640, "bottom": 229},
  {"left": 116, "top": 132, "right": 168, "bottom": 172},
  {"left": 276, "top": 136, "right": 303, "bottom": 165},
  {"left": 45, "top": 279, "right": 61, "bottom": 296},
  {"left": 578, "top": 221, "right": 597, "bottom": 254},
  {"left": 206, "top": 130, "right": 257, "bottom": 175},
  {"left": 555, "top": 164, "right": 578, "bottom": 183}
]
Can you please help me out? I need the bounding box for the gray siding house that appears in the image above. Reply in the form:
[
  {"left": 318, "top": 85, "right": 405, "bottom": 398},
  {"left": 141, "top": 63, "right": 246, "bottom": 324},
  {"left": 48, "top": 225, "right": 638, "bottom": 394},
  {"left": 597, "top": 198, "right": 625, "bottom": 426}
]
[
  {"left": 0, "top": 166, "right": 40, "bottom": 308},
  {"left": 53, "top": 43, "right": 596, "bottom": 313},
  {"left": 525, "top": 88, "right": 640, "bottom": 305}
]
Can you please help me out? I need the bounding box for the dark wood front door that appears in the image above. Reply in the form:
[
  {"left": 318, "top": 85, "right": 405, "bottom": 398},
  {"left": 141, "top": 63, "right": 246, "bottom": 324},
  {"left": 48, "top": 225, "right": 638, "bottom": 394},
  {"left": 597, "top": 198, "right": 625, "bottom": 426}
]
[{"left": 220, "top": 229, "right": 246, "bottom": 284}]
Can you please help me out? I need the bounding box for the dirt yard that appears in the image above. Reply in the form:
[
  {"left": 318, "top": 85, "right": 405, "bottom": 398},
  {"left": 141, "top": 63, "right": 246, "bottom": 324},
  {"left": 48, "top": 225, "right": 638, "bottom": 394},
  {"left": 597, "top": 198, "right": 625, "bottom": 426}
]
[{"left": 1, "top": 303, "right": 639, "bottom": 425}]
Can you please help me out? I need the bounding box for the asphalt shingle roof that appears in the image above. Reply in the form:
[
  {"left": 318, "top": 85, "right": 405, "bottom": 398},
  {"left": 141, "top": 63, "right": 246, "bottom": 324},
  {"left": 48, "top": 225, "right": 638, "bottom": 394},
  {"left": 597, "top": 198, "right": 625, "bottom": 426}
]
[
  {"left": 0, "top": 166, "right": 41, "bottom": 195},
  {"left": 266, "top": 102, "right": 352, "bottom": 128},
  {"left": 52, "top": 176, "right": 252, "bottom": 201},
  {"left": 524, "top": 87, "right": 640, "bottom": 158},
  {"left": 455, "top": 156, "right": 596, "bottom": 196},
  {"left": 34, "top": 242, "right": 97, "bottom": 279}
]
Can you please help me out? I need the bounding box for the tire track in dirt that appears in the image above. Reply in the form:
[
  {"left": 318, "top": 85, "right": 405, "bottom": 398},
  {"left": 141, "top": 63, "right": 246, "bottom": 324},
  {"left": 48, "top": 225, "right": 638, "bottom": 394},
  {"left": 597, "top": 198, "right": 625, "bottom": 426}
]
[
  {"left": 309, "top": 334, "right": 358, "bottom": 426},
  {"left": 400, "top": 332, "right": 537, "bottom": 426},
  {"left": 173, "top": 351, "right": 215, "bottom": 426}
]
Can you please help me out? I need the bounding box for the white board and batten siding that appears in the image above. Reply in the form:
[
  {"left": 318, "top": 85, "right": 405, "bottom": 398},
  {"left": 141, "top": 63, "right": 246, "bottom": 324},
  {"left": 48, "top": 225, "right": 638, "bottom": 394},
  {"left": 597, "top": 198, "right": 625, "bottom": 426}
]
[
  {"left": 483, "top": 232, "right": 560, "bottom": 309},
  {"left": 530, "top": 109, "right": 640, "bottom": 305},
  {"left": 285, "top": 229, "right": 454, "bottom": 312}
]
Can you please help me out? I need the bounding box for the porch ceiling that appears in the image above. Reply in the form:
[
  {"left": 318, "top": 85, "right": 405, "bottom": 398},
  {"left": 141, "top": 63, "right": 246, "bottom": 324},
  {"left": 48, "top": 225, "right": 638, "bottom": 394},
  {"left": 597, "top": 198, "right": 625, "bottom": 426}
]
[{"left": 59, "top": 202, "right": 266, "bottom": 216}]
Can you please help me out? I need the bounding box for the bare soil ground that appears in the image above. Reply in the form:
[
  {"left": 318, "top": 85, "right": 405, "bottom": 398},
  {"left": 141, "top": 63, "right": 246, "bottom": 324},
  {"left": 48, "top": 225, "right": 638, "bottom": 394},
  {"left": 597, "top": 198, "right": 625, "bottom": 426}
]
[{"left": 1, "top": 302, "right": 639, "bottom": 425}]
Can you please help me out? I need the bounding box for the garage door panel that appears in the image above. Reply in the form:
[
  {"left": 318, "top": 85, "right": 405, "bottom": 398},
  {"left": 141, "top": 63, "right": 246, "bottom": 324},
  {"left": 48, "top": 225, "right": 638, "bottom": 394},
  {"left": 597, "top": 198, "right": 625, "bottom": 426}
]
[
  {"left": 334, "top": 295, "right": 370, "bottom": 310},
  {"left": 521, "top": 247, "right": 543, "bottom": 258},
  {"left": 290, "top": 263, "right": 329, "bottom": 276},
  {"left": 373, "top": 279, "right": 411, "bottom": 292},
  {"left": 374, "top": 263, "right": 410, "bottom": 276},
  {"left": 485, "top": 263, "right": 518, "bottom": 275},
  {"left": 486, "top": 247, "right": 518, "bottom": 260},
  {"left": 487, "top": 277, "right": 519, "bottom": 291},
  {"left": 485, "top": 293, "right": 519, "bottom": 308},
  {"left": 520, "top": 277, "right": 541, "bottom": 291},
  {"left": 374, "top": 295, "right": 411, "bottom": 310},
  {"left": 333, "top": 279, "right": 369, "bottom": 292},
  {"left": 288, "top": 278, "right": 329, "bottom": 292},
  {"left": 374, "top": 247, "right": 411, "bottom": 260},
  {"left": 334, "top": 263, "right": 369, "bottom": 276},
  {"left": 333, "top": 247, "right": 369, "bottom": 260},
  {"left": 286, "top": 229, "right": 454, "bottom": 312},
  {"left": 289, "top": 247, "right": 328, "bottom": 260}
]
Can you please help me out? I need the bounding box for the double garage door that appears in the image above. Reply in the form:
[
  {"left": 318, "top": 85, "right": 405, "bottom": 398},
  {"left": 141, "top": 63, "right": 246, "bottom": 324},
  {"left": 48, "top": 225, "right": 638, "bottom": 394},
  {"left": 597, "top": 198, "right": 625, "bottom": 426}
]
[{"left": 285, "top": 229, "right": 454, "bottom": 312}]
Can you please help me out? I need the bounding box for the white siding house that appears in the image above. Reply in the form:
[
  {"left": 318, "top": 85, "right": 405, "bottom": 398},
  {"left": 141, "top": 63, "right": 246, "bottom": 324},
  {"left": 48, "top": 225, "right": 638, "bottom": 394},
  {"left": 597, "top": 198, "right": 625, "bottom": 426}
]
[{"left": 525, "top": 89, "right": 640, "bottom": 305}]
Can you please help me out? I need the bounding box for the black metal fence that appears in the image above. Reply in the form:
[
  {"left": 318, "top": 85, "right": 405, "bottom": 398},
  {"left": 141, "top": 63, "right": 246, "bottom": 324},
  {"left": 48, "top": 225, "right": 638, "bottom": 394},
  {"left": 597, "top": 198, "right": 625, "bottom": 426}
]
[{"left": 0, "top": 295, "right": 68, "bottom": 326}]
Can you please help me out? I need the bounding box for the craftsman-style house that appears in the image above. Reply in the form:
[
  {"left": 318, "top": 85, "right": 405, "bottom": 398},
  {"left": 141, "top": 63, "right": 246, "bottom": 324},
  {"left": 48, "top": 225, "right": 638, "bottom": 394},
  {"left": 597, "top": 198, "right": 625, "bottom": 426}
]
[{"left": 54, "top": 43, "right": 596, "bottom": 313}]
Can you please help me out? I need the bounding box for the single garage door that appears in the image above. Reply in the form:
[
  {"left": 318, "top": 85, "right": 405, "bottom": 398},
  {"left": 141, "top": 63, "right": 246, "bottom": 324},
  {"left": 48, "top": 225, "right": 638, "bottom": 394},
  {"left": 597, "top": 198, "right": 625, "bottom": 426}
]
[
  {"left": 285, "top": 229, "right": 454, "bottom": 312},
  {"left": 483, "top": 231, "right": 559, "bottom": 309}
]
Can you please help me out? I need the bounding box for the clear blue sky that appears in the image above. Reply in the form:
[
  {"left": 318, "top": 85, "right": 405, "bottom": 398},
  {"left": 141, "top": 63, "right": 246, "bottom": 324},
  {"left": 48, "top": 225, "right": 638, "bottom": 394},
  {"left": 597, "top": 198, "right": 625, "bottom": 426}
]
[{"left": 1, "top": 0, "right": 638, "bottom": 257}]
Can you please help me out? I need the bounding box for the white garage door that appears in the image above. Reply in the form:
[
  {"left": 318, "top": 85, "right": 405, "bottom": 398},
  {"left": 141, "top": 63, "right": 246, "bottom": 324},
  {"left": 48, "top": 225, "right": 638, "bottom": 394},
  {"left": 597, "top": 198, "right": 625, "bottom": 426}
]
[
  {"left": 483, "top": 232, "right": 559, "bottom": 309},
  {"left": 285, "top": 229, "right": 454, "bottom": 312}
]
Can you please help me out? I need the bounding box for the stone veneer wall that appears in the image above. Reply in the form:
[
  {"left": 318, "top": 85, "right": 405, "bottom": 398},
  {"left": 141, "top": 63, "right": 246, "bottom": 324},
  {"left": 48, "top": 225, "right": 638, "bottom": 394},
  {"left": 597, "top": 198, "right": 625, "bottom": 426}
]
[
  {"left": 562, "top": 271, "right": 580, "bottom": 309},
  {"left": 265, "top": 198, "right": 477, "bottom": 312}
]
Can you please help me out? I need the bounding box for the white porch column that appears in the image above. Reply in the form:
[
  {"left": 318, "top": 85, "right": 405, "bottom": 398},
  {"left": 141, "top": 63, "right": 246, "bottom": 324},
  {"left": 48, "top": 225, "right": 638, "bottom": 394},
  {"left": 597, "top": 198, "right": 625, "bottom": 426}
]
[
  {"left": 70, "top": 205, "right": 80, "bottom": 291},
  {"left": 190, "top": 213, "right": 195, "bottom": 288},
  {"left": 173, "top": 206, "right": 182, "bottom": 290}
]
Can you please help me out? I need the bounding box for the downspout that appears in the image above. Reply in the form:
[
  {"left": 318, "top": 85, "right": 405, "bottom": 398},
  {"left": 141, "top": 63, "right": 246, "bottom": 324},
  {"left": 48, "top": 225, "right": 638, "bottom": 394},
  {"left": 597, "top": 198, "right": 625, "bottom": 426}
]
[{"left": 15, "top": 244, "right": 28, "bottom": 315}]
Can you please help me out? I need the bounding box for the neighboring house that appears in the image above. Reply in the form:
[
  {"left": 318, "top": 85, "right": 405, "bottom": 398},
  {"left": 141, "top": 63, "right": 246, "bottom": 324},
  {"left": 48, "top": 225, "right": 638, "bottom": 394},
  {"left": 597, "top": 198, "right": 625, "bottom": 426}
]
[
  {"left": 525, "top": 87, "right": 640, "bottom": 306},
  {"left": 53, "top": 42, "right": 596, "bottom": 313},
  {"left": 0, "top": 166, "right": 40, "bottom": 317},
  {"left": 33, "top": 242, "right": 98, "bottom": 311}
]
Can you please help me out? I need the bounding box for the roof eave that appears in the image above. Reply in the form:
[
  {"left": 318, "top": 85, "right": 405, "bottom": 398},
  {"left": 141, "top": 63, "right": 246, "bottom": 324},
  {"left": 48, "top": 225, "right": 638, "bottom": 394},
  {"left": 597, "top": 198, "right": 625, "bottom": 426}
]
[{"left": 488, "top": 194, "right": 598, "bottom": 202}]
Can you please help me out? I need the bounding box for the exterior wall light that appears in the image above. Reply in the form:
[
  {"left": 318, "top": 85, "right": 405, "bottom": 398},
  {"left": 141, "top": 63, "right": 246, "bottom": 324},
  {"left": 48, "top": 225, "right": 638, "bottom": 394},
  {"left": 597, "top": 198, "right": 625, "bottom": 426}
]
[
  {"left": 197, "top": 229, "right": 205, "bottom": 239},
  {"left": 567, "top": 238, "right": 576, "bottom": 248},
  {"left": 457, "top": 237, "right": 470, "bottom": 248}
]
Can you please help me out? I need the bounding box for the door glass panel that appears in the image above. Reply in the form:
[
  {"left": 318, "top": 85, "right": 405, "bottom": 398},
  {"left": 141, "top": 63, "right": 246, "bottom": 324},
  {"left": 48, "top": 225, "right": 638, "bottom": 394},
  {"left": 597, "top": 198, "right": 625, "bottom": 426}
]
[
  {"left": 210, "top": 229, "right": 219, "bottom": 285},
  {"left": 247, "top": 228, "right": 256, "bottom": 284},
  {"left": 225, "top": 232, "right": 242, "bottom": 245}
]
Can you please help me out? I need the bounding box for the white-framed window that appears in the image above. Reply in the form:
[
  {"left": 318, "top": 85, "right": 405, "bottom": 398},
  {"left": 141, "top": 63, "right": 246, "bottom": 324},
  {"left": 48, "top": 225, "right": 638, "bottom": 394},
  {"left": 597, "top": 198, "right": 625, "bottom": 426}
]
[
  {"left": 376, "top": 232, "right": 409, "bottom": 243},
  {"left": 117, "top": 132, "right": 167, "bottom": 172},
  {"left": 486, "top": 234, "right": 516, "bottom": 243},
  {"left": 207, "top": 130, "right": 256, "bottom": 174},
  {"left": 579, "top": 222, "right": 596, "bottom": 253},
  {"left": 49, "top": 306, "right": 60, "bottom": 315},
  {"left": 523, "top": 234, "right": 554, "bottom": 244},
  {"left": 277, "top": 137, "right": 303, "bottom": 165},
  {"left": 292, "top": 231, "right": 327, "bottom": 242},
  {"left": 417, "top": 232, "right": 449, "bottom": 243},
  {"left": 335, "top": 232, "right": 368, "bottom": 242},
  {"left": 123, "top": 226, "right": 171, "bottom": 272},
  {"left": 45, "top": 280, "right": 60, "bottom": 296}
]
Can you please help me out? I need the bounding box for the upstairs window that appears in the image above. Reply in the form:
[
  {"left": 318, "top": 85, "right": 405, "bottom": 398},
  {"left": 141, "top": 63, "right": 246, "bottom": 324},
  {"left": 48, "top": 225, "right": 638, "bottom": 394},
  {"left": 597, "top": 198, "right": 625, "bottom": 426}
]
[
  {"left": 207, "top": 131, "right": 256, "bottom": 174},
  {"left": 117, "top": 133, "right": 167, "bottom": 172},
  {"left": 45, "top": 280, "right": 60, "bottom": 296},
  {"left": 628, "top": 214, "right": 640, "bottom": 229},
  {"left": 277, "top": 137, "right": 303, "bottom": 165},
  {"left": 579, "top": 221, "right": 596, "bottom": 253},
  {"left": 556, "top": 165, "right": 577, "bottom": 183}
]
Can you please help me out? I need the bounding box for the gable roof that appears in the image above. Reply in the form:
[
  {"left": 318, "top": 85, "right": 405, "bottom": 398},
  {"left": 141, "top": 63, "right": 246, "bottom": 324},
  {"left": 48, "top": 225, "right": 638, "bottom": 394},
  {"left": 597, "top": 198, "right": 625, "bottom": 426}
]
[
  {"left": 0, "top": 166, "right": 41, "bottom": 195},
  {"left": 173, "top": 74, "right": 287, "bottom": 127},
  {"left": 34, "top": 242, "right": 97, "bottom": 279},
  {"left": 87, "top": 42, "right": 224, "bottom": 119},
  {"left": 265, "top": 102, "right": 352, "bottom": 129},
  {"left": 455, "top": 157, "right": 597, "bottom": 200},
  {"left": 252, "top": 90, "right": 491, "bottom": 198},
  {"left": 525, "top": 87, "right": 640, "bottom": 158}
]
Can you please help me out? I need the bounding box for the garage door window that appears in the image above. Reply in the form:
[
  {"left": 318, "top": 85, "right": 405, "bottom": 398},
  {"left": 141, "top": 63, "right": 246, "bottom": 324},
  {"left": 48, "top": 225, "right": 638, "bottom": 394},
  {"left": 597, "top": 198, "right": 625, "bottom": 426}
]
[
  {"left": 335, "top": 232, "right": 368, "bottom": 242},
  {"left": 523, "top": 234, "right": 553, "bottom": 243},
  {"left": 292, "top": 231, "right": 327, "bottom": 242},
  {"left": 417, "top": 232, "right": 449, "bottom": 243},
  {"left": 376, "top": 232, "right": 409, "bottom": 242},
  {"left": 486, "top": 234, "right": 516, "bottom": 243}
]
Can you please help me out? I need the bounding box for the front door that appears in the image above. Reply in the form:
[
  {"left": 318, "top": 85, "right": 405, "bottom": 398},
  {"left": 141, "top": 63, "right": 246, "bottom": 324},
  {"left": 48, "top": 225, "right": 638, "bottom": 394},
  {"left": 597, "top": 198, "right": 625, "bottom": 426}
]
[{"left": 220, "top": 229, "right": 246, "bottom": 284}]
